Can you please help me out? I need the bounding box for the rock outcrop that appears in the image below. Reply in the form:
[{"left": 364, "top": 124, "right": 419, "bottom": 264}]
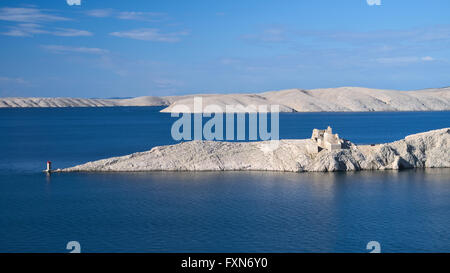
[{"left": 62, "top": 128, "right": 449, "bottom": 173}]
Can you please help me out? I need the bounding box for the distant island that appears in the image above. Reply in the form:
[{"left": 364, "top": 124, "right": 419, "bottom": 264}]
[
  {"left": 1, "top": 86, "right": 450, "bottom": 113},
  {"left": 60, "top": 127, "right": 449, "bottom": 173}
]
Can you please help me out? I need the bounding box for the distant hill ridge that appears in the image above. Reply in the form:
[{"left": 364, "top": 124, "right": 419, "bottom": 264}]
[{"left": 1, "top": 86, "right": 449, "bottom": 112}]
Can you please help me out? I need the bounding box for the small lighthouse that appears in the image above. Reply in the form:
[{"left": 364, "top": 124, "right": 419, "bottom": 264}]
[{"left": 45, "top": 161, "right": 52, "bottom": 173}]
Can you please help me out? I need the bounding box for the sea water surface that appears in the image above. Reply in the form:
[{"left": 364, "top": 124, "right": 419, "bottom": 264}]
[{"left": 0, "top": 107, "right": 449, "bottom": 252}]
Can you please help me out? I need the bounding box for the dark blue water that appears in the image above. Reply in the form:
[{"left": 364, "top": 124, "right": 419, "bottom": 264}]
[{"left": 0, "top": 107, "right": 449, "bottom": 252}]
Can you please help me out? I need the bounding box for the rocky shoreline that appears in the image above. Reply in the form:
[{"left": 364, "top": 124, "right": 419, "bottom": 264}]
[{"left": 61, "top": 128, "right": 449, "bottom": 173}]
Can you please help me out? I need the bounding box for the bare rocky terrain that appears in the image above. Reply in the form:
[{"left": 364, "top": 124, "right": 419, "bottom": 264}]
[
  {"left": 0, "top": 96, "right": 169, "bottom": 108},
  {"left": 61, "top": 128, "right": 450, "bottom": 173},
  {"left": 2, "top": 86, "right": 450, "bottom": 112}
]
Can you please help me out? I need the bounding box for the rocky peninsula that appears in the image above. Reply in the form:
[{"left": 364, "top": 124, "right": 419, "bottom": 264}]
[
  {"left": 2, "top": 86, "right": 450, "bottom": 113},
  {"left": 62, "top": 127, "right": 449, "bottom": 173}
]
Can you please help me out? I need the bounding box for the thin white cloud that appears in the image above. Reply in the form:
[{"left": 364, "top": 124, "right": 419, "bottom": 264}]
[
  {"left": 220, "top": 58, "right": 242, "bottom": 65},
  {"left": 42, "top": 45, "right": 109, "bottom": 55},
  {"left": 110, "top": 28, "right": 188, "bottom": 42},
  {"left": 0, "top": 76, "right": 28, "bottom": 85},
  {"left": 85, "top": 9, "right": 114, "bottom": 18},
  {"left": 85, "top": 9, "right": 167, "bottom": 21},
  {"left": 375, "top": 56, "right": 435, "bottom": 64},
  {"left": 52, "top": 28, "right": 92, "bottom": 37},
  {"left": 0, "top": 7, "right": 69, "bottom": 22},
  {"left": 242, "top": 27, "right": 287, "bottom": 43},
  {"left": 66, "top": 0, "right": 81, "bottom": 6},
  {"left": 2, "top": 23, "right": 46, "bottom": 36},
  {"left": 153, "top": 78, "right": 184, "bottom": 89},
  {"left": 0, "top": 7, "right": 90, "bottom": 37},
  {"left": 421, "top": 56, "right": 434, "bottom": 61},
  {"left": 376, "top": 57, "right": 419, "bottom": 64},
  {"left": 367, "top": 0, "right": 382, "bottom": 6},
  {"left": 2, "top": 23, "right": 92, "bottom": 37},
  {"left": 243, "top": 25, "right": 450, "bottom": 49},
  {"left": 117, "top": 11, "right": 166, "bottom": 21}
]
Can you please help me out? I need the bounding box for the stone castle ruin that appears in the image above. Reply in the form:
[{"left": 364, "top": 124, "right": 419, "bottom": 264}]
[{"left": 311, "top": 126, "right": 344, "bottom": 152}]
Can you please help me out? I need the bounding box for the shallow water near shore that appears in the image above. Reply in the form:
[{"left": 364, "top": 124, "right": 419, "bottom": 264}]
[{"left": 0, "top": 107, "right": 449, "bottom": 252}]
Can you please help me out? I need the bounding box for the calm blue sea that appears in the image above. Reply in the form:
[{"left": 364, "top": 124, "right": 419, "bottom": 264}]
[{"left": 0, "top": 107, "right": 449, "bottom": 253}]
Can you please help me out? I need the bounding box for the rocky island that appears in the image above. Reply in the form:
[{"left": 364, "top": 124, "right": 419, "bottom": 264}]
[
  {"left": 2, "top": 86, "right": 450, "bottom": 113},
  {"left": 61, "top": 127, "right": 449, "bottom": 173}
]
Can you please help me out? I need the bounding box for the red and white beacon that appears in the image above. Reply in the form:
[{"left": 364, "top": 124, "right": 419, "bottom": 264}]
[{"left": 45, "top": 161, "right": 52, "bottom": 173}]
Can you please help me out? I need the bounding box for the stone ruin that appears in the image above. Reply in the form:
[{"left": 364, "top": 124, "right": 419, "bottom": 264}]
[{"left": 310, "top": 126, "right": 344, "bottom": 152}]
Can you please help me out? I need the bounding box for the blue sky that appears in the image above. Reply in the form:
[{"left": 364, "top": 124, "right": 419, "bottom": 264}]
[{"left": 0, "top": 0, "right": 450, "bottom": 98}]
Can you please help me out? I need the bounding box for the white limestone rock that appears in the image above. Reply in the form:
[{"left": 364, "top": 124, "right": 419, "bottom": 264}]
[
  {"left": 2, "top": 87, "right": 450, "bottom": 112},
  {"left": 62, "top": 128, "right": 450, "bottom": 173}
]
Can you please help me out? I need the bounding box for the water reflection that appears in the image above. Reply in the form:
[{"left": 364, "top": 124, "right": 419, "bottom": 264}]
[{"left": 1, "top": 168, "right": 449, "bottom": 252}]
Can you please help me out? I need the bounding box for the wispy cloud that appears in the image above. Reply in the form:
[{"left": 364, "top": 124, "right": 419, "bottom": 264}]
[
  {"left": 323, "top": 25, "right": 450, "bottom": 45},
  {"left": 42, "top": 45, "right": 108, "bottom": 55},
  {"left": 66, "top": 0, "right": 81, "bottom": 6},
  {"left": 0, "top": 7, "right": 91, "bottom": 37},
  {"left": 152, "top": 78, "right": 184, "bottom": 89},
  {"left": 0, "top": 76, "right": 28, "bottom": 85},
  {"left": 2, "top": 23, "right": 92, "bottom": 37},
  {"left": 220, "top": 58, "right": 242, "bottom": 65},
  {"left": 243, "top": 25, "right": 450, "bottom": 49},
  {"left": 2, "top": 23, "right": 46, "bottom": 37},
  {"left": 86, "top": 9, "right": 167, "bottom": 22},
  {"left": 242, "top": 27, "right": 287, "bottom": 43},
  {"left": 85, "top": 9, "right": 114, "bottom": 18},
  {"left": 241, "top": 25, "right": 449, "bottom": 68},
  {"left": 0, "top": 7, "right": 69, "bottom": 22},
  {"left": 110, "top": 28, "right": 189, "bottom": 42},
  {"left": 375, "top": 56, "right": 435, "bottom": 64},
  {"left": 41, "top": 46, "right": 130, "bottom": 76},
  {"left": 116, "top": 11, "right": 166, "bottom": 21},
  {"left": 51, "top": 28, "right": 92, "bottom": 37}
]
